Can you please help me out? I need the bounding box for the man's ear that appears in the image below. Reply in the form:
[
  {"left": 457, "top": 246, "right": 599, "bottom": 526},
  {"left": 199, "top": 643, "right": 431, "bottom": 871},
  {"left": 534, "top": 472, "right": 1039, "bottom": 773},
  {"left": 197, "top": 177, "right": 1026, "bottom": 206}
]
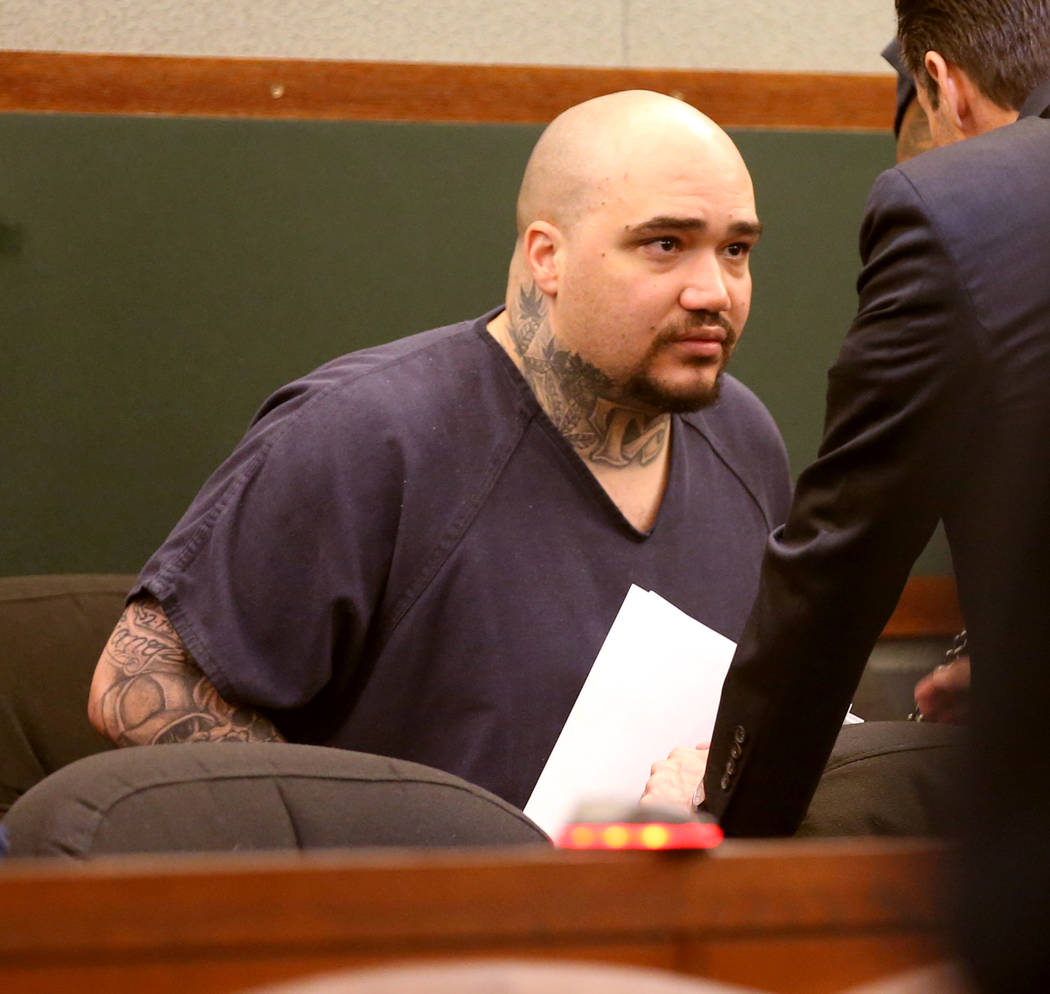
[
  {"left": 523, "top": 221, "right": 562, "bottom": 296},
  {"left": 924, "top": 51, "right": 976, "bottom": 134}
]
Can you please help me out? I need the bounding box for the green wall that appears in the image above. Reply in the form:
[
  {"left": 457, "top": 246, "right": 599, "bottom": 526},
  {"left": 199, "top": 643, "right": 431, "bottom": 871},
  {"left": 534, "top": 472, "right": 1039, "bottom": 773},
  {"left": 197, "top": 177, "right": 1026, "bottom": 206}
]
[{"left": 0, "top": 112, "right": 949, "bottom": 576}]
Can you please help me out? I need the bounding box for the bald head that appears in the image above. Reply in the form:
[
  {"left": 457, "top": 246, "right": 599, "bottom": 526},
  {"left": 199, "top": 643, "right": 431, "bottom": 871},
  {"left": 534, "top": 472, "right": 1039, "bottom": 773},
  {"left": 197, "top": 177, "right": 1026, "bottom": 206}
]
[
  {"left": 493, "top": 90, "right": 758, "bottom": 423},
  {"left": 516, "top": 90, "right": 748, "bottom": 239}
]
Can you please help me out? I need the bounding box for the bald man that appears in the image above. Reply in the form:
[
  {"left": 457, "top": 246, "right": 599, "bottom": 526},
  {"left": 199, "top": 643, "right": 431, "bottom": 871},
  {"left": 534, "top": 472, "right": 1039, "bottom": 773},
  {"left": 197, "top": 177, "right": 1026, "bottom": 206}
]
[{"left": 88, "top": 91, "right": 790, "bottom": 808}]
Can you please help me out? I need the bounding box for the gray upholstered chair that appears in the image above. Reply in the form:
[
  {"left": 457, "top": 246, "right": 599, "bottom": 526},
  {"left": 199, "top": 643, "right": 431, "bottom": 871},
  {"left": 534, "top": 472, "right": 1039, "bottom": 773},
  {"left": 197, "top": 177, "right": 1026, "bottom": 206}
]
[
  {"left": 0, "top": 574, "right": 549, "bottom": 857},
  {"left": 2, "top": 742, "right": 550, "bottom": 857},
  {"left": 0, "top": 572, "right": 961, "bottom": 856},
  {"left": 801, "top": 721, "right": 964, "bottom": 836},
  {"left": 0, "top": 573, "right": 128, "bottom": 816}
]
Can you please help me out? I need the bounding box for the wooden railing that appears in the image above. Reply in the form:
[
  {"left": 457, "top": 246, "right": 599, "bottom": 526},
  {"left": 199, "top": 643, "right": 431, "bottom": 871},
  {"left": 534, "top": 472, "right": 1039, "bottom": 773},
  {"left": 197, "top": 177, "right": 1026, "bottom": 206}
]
[
  {"left": 0, "top": 50, "right": 894, "bottom": 128},
  {"left": 0, "top": 839, "right": 947, "bottom": 994},
  {"left": 882, "top": 576, "right": 962, "bottom": 639}
]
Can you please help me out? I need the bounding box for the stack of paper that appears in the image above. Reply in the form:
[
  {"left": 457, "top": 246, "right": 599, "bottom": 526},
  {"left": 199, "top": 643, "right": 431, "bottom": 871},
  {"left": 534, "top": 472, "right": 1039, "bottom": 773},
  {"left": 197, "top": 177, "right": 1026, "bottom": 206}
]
[{"left": 524, "top": 585, "right": 861, "bottom": 836}]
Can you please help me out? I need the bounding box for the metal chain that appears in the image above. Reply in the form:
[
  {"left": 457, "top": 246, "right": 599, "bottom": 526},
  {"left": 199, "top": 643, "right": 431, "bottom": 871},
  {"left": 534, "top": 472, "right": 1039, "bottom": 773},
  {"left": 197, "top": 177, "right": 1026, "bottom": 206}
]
[{"left": 907, "top": 630, "right": 967, "bottom": 721}]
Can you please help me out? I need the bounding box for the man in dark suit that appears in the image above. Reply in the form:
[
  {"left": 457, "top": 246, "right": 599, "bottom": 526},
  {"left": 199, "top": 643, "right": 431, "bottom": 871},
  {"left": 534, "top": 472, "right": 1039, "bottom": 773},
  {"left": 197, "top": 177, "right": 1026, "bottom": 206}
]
[{"left": 646, "top": 4, "right": 1050, "bottom": 986}]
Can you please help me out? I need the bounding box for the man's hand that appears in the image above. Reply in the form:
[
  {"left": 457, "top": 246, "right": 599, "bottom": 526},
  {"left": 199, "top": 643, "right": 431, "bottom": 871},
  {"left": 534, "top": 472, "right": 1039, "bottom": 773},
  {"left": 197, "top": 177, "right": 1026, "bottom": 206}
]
[
  {"left": 913, "top": 657, "right": 971, "bottom": 723},
  {"left": 640, "top": 744, "right": 710, "bottom": 814}
]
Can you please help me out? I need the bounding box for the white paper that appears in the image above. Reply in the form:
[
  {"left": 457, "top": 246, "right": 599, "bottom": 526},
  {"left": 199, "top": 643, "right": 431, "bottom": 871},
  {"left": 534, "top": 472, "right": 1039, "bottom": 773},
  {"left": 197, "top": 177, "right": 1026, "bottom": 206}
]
[
  {"left": 524, "top": 585, "right": 733, "bottom": 835},
  {"left": 524, "top": 584, "right": 862, "bottom": 836}
]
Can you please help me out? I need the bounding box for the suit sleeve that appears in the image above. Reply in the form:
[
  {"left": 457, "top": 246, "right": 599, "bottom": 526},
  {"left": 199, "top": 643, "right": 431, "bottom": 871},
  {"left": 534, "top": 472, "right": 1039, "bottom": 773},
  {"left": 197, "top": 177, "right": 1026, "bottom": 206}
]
[{"left": 703, "top": 167, "right": 981, "bottom": 836}]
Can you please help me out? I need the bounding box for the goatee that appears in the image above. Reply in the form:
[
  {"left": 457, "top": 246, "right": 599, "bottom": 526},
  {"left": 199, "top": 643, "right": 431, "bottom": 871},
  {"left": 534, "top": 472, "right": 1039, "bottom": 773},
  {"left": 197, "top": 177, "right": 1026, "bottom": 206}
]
[{"left": 621, "top": 313, "right": 738, "bottom": 413}]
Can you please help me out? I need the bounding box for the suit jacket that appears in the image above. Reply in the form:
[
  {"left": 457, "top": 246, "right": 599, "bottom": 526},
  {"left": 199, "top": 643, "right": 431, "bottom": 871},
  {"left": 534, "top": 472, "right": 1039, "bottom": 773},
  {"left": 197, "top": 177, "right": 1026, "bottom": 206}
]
[{"left": 704, "top": 83, "right": 1050, "bottom": 839}]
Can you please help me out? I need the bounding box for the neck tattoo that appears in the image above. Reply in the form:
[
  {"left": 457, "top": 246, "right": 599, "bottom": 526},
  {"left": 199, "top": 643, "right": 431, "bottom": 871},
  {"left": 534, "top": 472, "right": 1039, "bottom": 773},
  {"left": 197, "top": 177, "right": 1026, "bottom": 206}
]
[{"left": 505, "top": 283, "right": 669, "bottom": 469}]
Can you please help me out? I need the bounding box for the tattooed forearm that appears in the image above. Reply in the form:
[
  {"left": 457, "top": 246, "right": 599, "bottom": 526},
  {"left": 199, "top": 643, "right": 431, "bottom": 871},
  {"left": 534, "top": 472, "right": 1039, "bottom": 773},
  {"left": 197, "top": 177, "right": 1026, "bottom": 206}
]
[
  {"left": 107, "top": 604, "right": 187, "bottom": 672},
  {"left": 506, "top": 280, "right": 670, "bottom": 468},
  {"left": 91, "top": 597, "right": 285, "bottom": 747}
]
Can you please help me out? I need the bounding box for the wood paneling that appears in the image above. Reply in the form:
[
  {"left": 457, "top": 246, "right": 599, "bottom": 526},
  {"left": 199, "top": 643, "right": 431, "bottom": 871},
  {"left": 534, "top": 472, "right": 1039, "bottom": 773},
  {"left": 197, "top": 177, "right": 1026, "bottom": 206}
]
[
  {"left": 884, "top": 576, "right": 963, "bottom": 639},
  {"left": 0, "top": 840, "right": 945, "bottom": 994},
  {"left": 0, "top": 50, "right": 895, "bottom": 128}
]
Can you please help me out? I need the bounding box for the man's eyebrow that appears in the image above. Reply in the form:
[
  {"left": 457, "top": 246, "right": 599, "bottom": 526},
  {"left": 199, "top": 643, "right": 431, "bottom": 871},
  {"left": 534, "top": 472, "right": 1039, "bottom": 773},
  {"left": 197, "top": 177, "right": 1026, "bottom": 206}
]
[
  {"left": 626, "top": 216, "right": 763, "bottom": 238},
  {"left": 729, "top": 220, "right": 763, "bottom": 239},
  {"left": 628, "top": 216, "right": 706, "bottom": 235}
]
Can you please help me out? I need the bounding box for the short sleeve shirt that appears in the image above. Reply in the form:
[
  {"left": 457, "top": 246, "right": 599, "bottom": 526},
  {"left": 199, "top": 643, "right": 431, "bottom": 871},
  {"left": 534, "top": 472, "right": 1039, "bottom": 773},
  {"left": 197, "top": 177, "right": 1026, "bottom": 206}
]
[{"left": 134, "top": 310, "right": 791, "bottom": 807}]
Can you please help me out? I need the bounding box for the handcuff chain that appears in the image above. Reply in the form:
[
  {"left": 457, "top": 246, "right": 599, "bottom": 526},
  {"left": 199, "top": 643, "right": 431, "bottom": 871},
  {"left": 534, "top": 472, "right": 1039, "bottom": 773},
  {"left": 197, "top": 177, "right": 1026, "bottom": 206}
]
[{"left": 907, "top": 629, "right": 967, "bottom": 721}]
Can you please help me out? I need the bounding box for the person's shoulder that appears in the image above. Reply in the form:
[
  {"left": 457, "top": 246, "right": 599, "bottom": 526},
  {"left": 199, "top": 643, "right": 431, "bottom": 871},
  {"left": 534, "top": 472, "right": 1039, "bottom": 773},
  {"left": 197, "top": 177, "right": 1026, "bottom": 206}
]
[
  {"left": 680, "top": 376, "right": 789, "bottom": 480},
  {"left": 876, "top": 116, "right": 1050, "bottom": 209},
  {"left": 290, "top": 311, "right": 495, "bottom": 397},
  {"left": 680, "top": 375, "right": 791, "bottom": 520},
  {"left": 683, "top": 374, "right": 782, "bottom": 447},
  {"left": 863, "top": 119, "right": 1050, "bottom": 272},
  {"left": 251, "top": 310, "right": 505, "bottom": 429},
  {"left": 889, "top": 140, "right": 981, "bottom": 197}
]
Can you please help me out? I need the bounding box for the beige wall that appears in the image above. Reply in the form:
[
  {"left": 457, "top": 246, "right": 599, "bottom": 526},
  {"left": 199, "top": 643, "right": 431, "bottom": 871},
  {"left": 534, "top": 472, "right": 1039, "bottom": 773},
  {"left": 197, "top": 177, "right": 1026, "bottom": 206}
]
[{"left": 0, "top": 0, "right": 896, "bottom": 74}]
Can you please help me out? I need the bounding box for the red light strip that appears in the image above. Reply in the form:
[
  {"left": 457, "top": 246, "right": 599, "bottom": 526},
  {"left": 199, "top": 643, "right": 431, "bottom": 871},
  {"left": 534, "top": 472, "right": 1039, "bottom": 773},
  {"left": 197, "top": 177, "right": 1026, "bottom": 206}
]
[{"left": 556, "top": 821, "right": 724, "bottom": 851}]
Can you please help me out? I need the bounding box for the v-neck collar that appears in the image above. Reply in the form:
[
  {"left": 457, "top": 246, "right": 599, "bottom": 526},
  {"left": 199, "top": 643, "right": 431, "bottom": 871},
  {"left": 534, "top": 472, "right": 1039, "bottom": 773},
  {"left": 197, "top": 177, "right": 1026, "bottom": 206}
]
[{"left": 475, "top": 312, "right": 680, "bottom": 540}]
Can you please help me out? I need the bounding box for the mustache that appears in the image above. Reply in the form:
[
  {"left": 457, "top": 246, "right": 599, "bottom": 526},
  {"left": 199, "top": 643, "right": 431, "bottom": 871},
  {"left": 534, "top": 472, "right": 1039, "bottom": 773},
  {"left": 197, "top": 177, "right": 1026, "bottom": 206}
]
[{"left": 654, "top": 312, "right": 737, "bottom": 346}]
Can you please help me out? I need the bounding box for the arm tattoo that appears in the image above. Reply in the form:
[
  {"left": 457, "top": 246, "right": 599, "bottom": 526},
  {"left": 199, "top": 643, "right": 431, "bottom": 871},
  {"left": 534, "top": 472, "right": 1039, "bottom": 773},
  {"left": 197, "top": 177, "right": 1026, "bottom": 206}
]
[
  {"left": 98, "top": 597, "right": 285, "bottom": 746},
  {"left": 506, "top": 282, "right": 669, "bottom": 468}
]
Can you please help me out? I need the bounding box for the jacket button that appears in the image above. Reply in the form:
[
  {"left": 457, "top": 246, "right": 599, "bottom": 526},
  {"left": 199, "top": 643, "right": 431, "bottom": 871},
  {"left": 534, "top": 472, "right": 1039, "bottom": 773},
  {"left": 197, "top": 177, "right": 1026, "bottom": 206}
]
[
  {"left": 725, "top": 758, "right": 736, "bottom": 776},
  {"left": 734, "top": 725, "right": 747, "bottom": 745},
  {"left": 720, "top": 774, "right": 732, "bottom": 791},
  {"left": 730, "top": 743, "right": 742, "bottom": 760}
]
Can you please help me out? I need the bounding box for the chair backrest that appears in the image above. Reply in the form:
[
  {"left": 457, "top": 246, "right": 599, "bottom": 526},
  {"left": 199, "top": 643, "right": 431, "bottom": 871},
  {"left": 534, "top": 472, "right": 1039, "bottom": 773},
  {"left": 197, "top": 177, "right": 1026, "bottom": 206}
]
[
  {"left": 799, "top": 721, "right": 964, "bottom": 837},
  {"left": 2, "top": 742, "right": 551, "bottom": 857},
  {"left": 0, "top": 573, "right": 134, "bottom": 815}
]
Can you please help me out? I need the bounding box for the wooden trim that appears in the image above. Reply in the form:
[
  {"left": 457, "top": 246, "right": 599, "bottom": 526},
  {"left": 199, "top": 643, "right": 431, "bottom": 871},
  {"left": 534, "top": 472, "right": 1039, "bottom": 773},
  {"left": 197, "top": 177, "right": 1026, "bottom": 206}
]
[
  {"left": 0, "top": 50, "right": 896, "bottom": 128},
  {"left": 0, "top": 840, "right": 945, "bottom": 993},
  {"left": 883, "top": 576, "right": 963, "bottom": 639}
]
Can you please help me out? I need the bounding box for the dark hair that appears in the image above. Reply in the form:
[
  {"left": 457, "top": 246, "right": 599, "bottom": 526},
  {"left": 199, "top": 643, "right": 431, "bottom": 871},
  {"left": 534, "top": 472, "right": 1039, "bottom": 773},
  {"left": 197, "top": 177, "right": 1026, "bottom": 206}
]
[{"left": 896, "top": 0, "right": 1050, "bottom": 109}]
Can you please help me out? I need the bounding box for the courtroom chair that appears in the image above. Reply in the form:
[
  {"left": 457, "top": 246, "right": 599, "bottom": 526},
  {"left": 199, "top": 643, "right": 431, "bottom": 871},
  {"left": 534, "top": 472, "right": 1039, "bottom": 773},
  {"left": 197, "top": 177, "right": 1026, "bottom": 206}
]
[
  {"left": 0, "top": 572, "right": 960, "bottom": 852},
  {"left": 799, "top": 721, "right": 964, "bottom": 837},
  {"left": 240, "top": 959, "right": 771, "bottom": 994},
  {"left": 0, "top": 573, "right": 128, "bottom": 816},
  {"left": 1, "top": 741, "right": 550, "bottom": 857},
  {"left": 0, "top": 573, "right": 550, "bottom": 857}
]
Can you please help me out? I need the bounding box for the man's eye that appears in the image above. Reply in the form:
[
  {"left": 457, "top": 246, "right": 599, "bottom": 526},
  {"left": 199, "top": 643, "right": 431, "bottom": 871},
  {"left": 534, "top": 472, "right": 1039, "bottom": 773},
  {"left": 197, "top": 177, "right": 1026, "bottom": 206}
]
[
  {"left": 647, "top": 237, "right": 679, "bottom": 252},
  {"left": 726, "top": 242, "right": 751, "bottom": 258}
]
